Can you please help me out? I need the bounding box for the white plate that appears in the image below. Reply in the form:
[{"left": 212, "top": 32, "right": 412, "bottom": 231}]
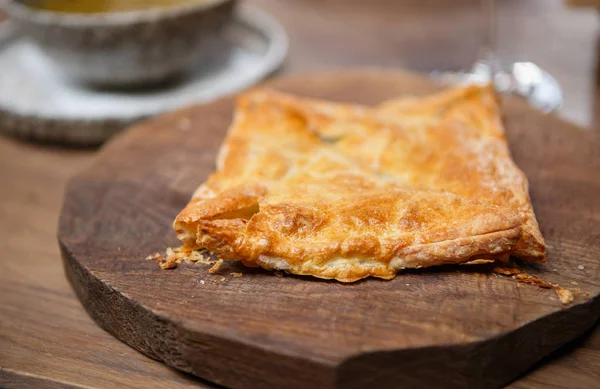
[{"left": 0, "top": 5, "right": 288, "bottom": 144}]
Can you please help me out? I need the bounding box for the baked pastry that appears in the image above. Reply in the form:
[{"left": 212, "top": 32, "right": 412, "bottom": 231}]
[
  {"left": 173, "top": 85, "right": 544, "bottom": 282},
  {"left": 377, "top": 85, "right": 545, "bottom": 261}
]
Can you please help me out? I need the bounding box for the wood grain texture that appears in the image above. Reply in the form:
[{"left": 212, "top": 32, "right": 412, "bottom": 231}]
[
  {"left": 0, "top": 137, "right": 211, "bottom": 389},
  {"left": 1, "top": 1, "right": 600, "bottom": 388},
  {"left": 57, "top": 69, "right": 600, "bottom": 389}
]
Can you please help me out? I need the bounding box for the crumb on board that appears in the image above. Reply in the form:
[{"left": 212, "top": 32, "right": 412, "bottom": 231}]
[
  {"left": 220, "top": 277, "right": 226, "bottom": 282},
  {"left": 145, "top": 252, "right": 161, "bottom": 261},
  {"left": 158, "top": 257, "right": 177, "bottom": 270},
  {"left": 230, "top": 272, "right": 243, "bottom": 278},
  {"left": 275, "top": 271, "right": 284, "bottom": 278},
  {"left": 209, "top": 259, "right": 224, "bottom": 274},
  {"left": 555, "top": 287, "right": 574, "bottom": 305},
  {"left": 493, "top": 266, "right": 521, "bottom": 276},
  {"left": 578, "top": 265, "right": 585, "bottom": 270},
  {"left": 187, "top": 249, "right": 217, "bottom": 265},
  {"left": 200, "top": 280, "right": 205, "bottom": 285},
  {"left": 570, "top": 281, "right": 579, "bottom": 286},
  {"left": 514, "top": 274, "right": 554, "bottom": 289},
  {"left": 151, "top": 247, "right": 220, "bottom": 270},
  {"left": 117, "top": 247, "right": 121, "bottom": 252},
  {"left": 514, "top": 274, "right": 574, "bottom": 305},
  {"left": 212, "top": 279, "right": 218, "bottom": 285},
  {"left": 494, "top": 267, "right": 574, "bottom": 305}
]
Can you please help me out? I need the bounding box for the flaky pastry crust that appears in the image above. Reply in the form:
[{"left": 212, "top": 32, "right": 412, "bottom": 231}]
[{"left": 173, "top": 85, "right": 545, "bottom": 282}]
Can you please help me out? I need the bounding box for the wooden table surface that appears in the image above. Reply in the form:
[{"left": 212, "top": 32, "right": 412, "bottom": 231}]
[{"left": 0, "top": 0, "right": 598, "bottom": 388}]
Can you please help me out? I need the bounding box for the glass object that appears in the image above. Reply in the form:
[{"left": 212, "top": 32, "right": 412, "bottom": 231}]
[{"left": 435, "top": 0, "right": 563, "bottom": 112}]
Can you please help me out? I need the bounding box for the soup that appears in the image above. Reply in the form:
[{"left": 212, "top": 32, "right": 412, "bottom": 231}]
[{"left": 23, "top": 0, "right": 211, "bottom": 13}]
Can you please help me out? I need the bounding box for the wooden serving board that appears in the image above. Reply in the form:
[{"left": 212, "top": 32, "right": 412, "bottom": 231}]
[{"left": 58, "top": 70, "right": 600, "bottom": 389}]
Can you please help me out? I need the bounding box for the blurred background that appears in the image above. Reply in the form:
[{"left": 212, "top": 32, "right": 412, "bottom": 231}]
[
  {"left": 1, "top": 1, "right": 599, "bottom": 388},
  {"left": 247, "top": 0, "right": 599, "bottom": 128},
  {"left": 0, "top": 0, "right": 598, "bottom": 141}
]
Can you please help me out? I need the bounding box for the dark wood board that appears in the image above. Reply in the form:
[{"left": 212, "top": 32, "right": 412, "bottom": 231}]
[{"left": 57, "top": 69, "right": 600, "bottom": 389}]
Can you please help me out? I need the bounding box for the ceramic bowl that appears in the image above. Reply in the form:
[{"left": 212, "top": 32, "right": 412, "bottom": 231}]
[{"left": 1, "top": 0, "right": 237, "bottom": 87}]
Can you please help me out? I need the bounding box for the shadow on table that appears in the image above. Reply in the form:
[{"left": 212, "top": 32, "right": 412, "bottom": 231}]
[{"left": 508, "top": 316, "right": 600, "bottom": 387}]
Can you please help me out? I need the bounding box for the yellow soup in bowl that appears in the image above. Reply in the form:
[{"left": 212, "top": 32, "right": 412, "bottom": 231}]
[{"left": 24, "top": 0, "right": 209, "bottom": 13}]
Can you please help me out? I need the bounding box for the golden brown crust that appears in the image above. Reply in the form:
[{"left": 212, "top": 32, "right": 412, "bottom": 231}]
[
  {"left": 173, "top": 84, "right": 545, "bottom": 282},
  {"left": 377, "top": 85, "right": 545, "bottom": 261}
]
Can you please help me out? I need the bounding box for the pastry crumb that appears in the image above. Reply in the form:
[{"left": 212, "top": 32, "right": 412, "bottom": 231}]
[
  {"left": 153, "top": 246, "right": 220, "bottom": 270},
  {"left": 145, "top": 252, "right": 161, "bottom": 261},
  {"left": 555, "top": 287, "right": 574, "bottom": 305},
  {"left": 494, "top": 268, "right": 574, "bottom": 305},
  {"left": 230, "top": 272, "right": 243, "bottom": 278},
  {"left": 570, "top": 281, "right": 579, "bottom": 286},
  {"left": 158, "top": 257, "right": 177, "bottom": 269},
  {"left": 220, "top": 276, "right": 226, "bottom": 282},
  {"left": 188, "top": 249, "right": 216, "bottom": 265},
  {"left": 514, "top": 274, "right": 554, "bottom": 288},
  {"left": 274, "top": 271, "right": 284, "bottom": 278},
  {"left": 493, "top": 266, "right": 521, "bottom": 276},
  {"left": 200, "top": 280, "right": 205, "bottom": 285},
  {"left": 209, "top": 259, "right": 224, "bottom": 274},
  {"left": 578, "top": 265, "right": 585, "bottom": 270},
  {"left": 117, "top": 247, "right": 121, "bottom": 252}
]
